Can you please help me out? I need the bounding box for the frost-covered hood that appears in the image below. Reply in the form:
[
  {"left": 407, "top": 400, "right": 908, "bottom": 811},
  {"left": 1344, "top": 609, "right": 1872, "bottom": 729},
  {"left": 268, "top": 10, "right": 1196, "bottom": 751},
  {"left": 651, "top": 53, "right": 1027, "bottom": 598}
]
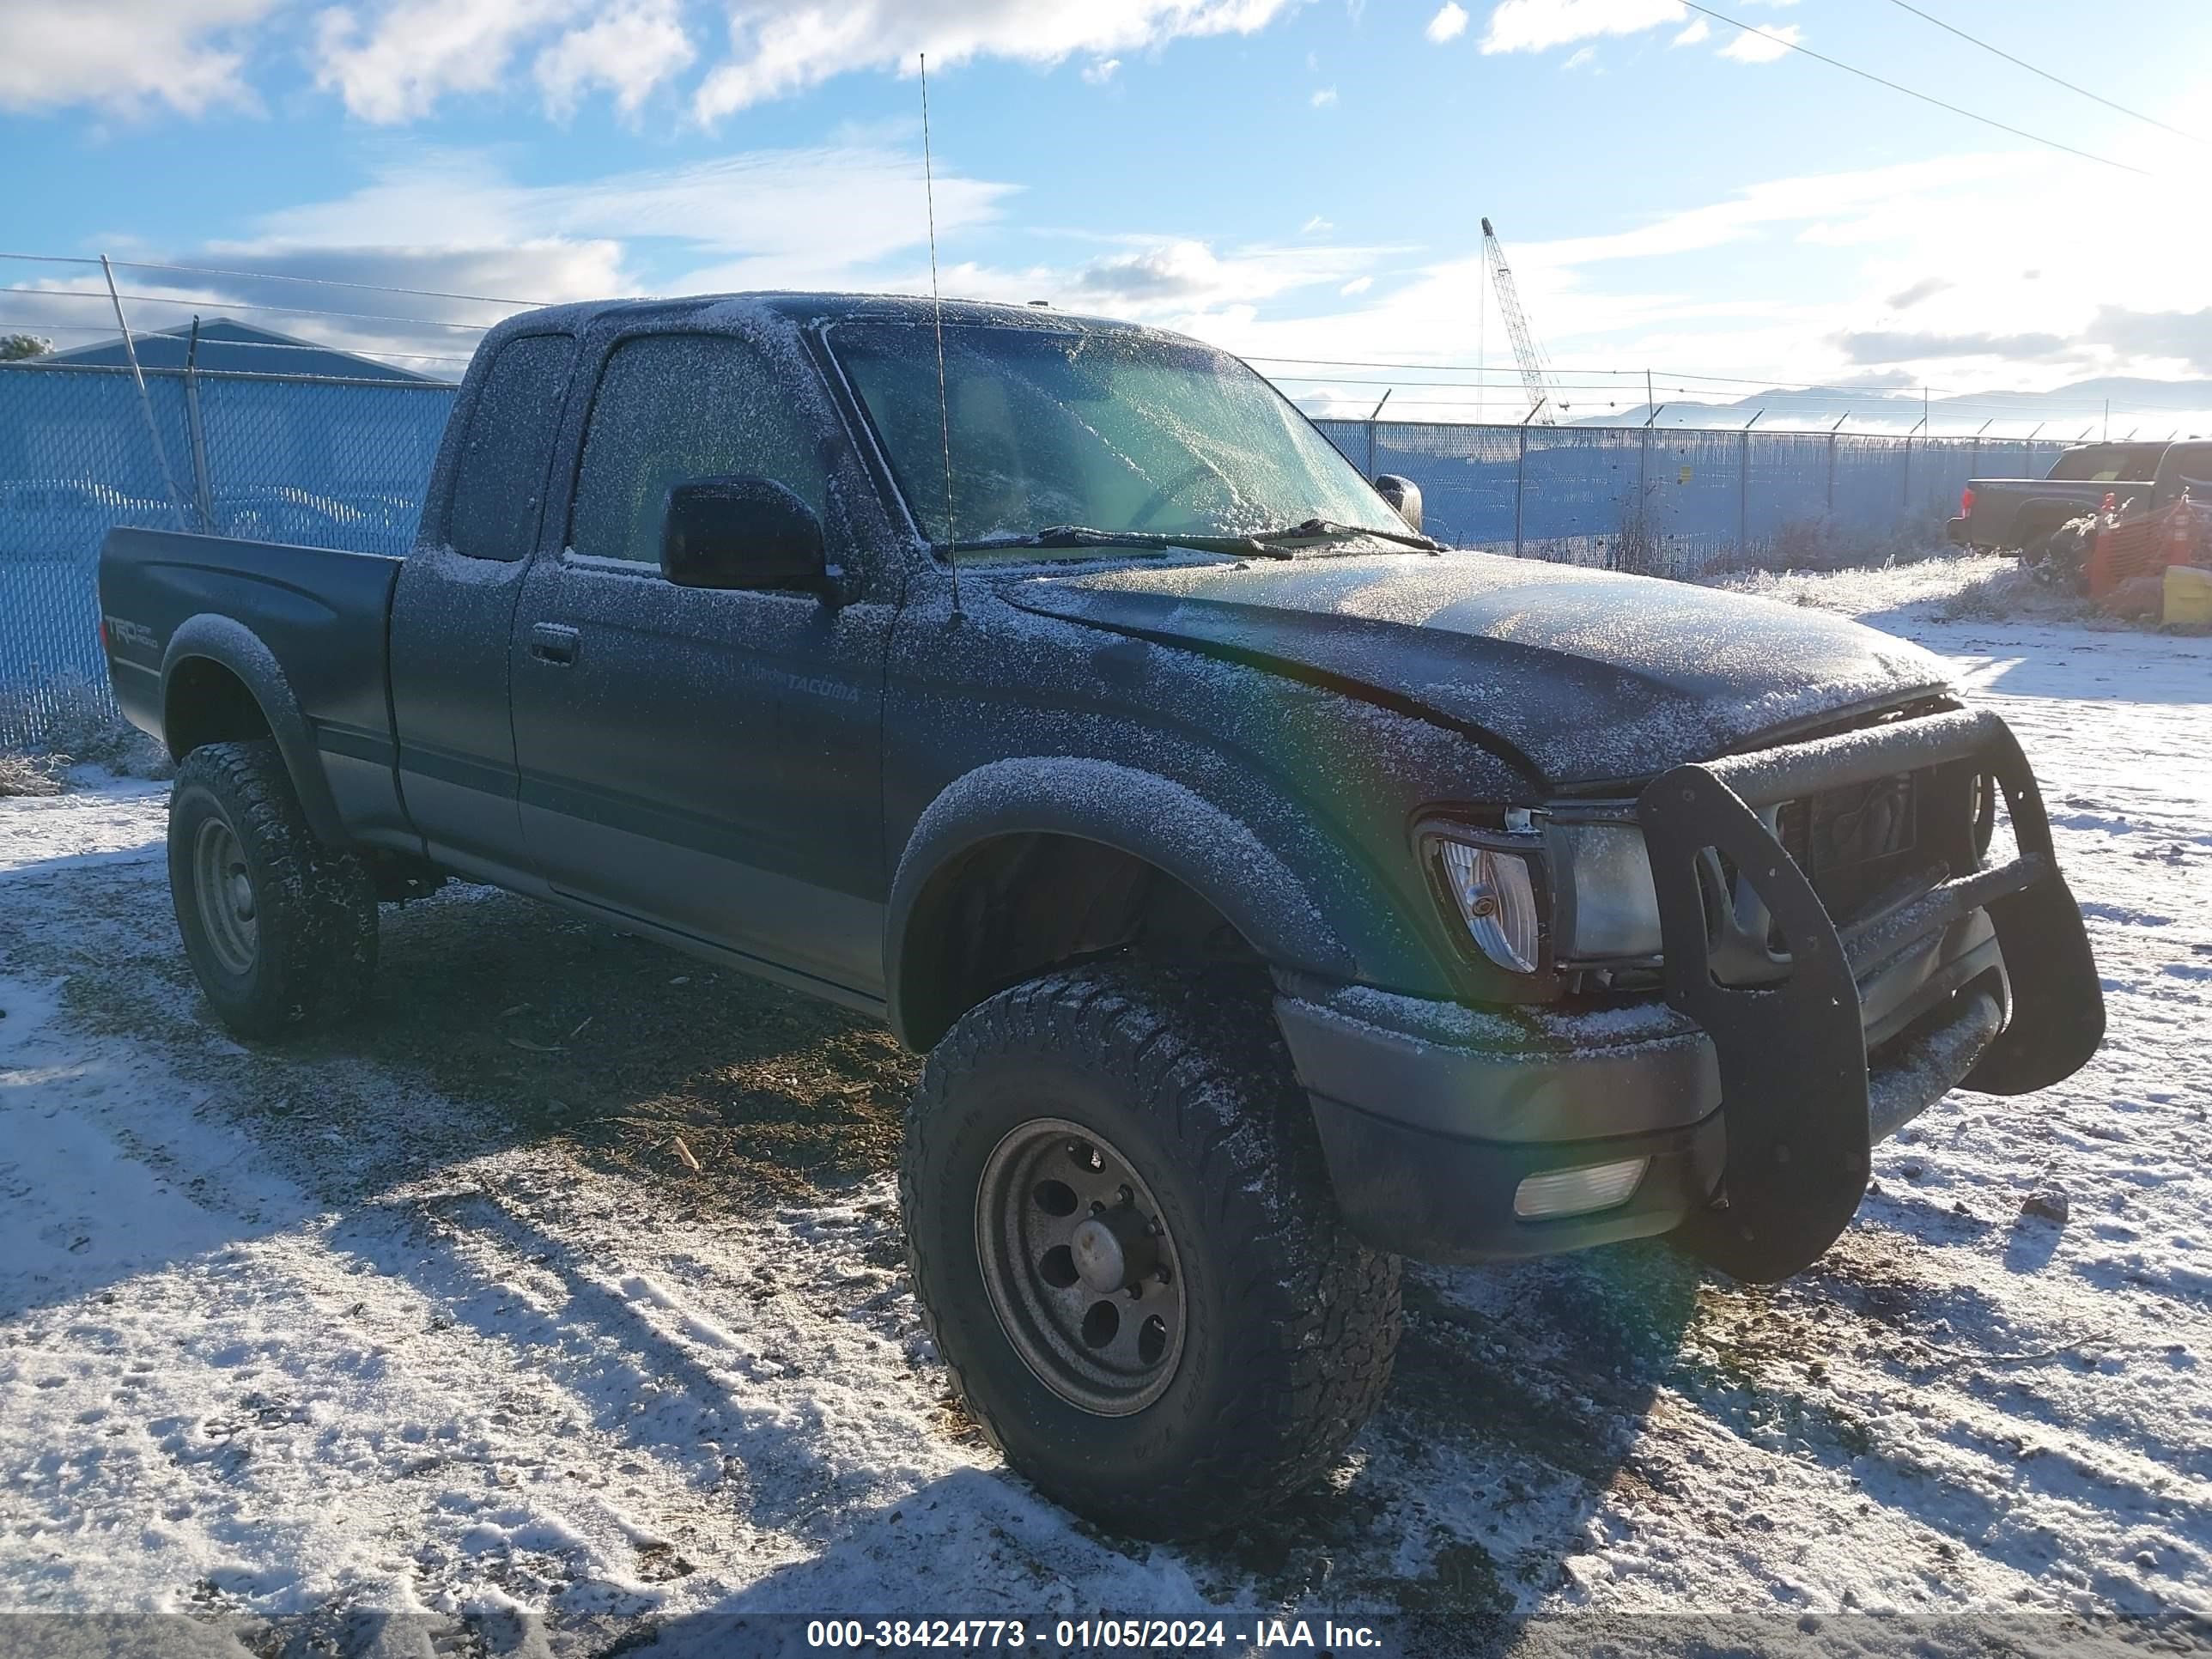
[{"left": 1006, "top": 550, "right": 1953, "bottom": 788}]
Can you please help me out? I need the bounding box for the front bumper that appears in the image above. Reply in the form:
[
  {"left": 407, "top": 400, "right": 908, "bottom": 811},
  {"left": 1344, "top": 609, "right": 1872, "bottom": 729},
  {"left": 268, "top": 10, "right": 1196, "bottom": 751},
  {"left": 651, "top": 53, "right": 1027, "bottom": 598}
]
[{"left": 1281, "top": 707, "right": 2104, "bottom": 1281}]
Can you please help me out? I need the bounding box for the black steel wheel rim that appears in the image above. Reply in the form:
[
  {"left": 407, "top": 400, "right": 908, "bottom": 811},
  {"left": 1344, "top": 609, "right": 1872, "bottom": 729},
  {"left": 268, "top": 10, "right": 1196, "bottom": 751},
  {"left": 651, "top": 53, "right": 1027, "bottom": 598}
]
[
  {"left": 975, "top": 1116, "right": 1186, "bottom": 1416},
  {"left": 191, "top": 813, "right": 258, "bottom": 977}
]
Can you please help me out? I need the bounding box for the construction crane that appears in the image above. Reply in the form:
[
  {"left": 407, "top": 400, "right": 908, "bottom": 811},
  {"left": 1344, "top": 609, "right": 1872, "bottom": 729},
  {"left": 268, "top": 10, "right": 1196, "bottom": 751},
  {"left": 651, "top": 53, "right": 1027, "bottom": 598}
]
[{"left": 1480, "top": 216, "right": 1561, "bottom": 425}]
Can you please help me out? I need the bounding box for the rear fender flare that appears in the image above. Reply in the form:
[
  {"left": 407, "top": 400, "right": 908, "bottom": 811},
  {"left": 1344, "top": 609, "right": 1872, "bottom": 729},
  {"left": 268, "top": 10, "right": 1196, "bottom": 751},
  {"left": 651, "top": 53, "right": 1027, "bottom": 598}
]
[
  {"left": 161, "top": 614, "right": 345, "bottom": 846},
  {"left": 884, "top": 757, "right": 1354, "bottom": 1048}
]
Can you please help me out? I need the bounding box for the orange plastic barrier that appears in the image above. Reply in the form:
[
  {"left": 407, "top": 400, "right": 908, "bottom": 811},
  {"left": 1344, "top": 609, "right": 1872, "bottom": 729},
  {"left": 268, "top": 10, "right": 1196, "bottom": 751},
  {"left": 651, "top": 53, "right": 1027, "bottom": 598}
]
[{"left": 2087, "top": 496, "right": 2209, "bottom": 600}]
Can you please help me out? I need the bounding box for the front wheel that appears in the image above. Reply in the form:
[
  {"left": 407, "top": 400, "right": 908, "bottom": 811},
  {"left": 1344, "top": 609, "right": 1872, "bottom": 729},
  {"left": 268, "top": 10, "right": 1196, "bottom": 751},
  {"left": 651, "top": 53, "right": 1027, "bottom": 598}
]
[
  {"left": 902, "top": 966, "right": 1401, "bottom": 1540},
  {"left": 168, "top": 739, "right": 379, "bottom": 1040}
]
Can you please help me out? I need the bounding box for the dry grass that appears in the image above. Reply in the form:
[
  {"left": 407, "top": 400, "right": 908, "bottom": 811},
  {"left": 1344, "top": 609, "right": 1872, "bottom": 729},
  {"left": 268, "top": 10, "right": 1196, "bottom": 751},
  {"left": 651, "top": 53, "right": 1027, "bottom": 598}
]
[
  {"left": 0, "top": 750, "right": 69, "bottom": 798},
  {"left": 1704, "top": 553, "right": 2094, "bottom": 626},
  {"left": 0, "top": 671, "right": 172, "bottom": 794}
]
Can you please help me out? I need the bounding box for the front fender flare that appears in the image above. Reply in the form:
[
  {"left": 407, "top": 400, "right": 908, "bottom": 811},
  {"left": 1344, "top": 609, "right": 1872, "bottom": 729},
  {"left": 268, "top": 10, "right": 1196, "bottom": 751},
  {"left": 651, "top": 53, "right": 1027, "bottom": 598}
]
[
  {"left": 161, "top": 614, "right": 345, "bottom": 846},
  {"left": 884, "top": 757, "right": 1354, "bottom": 1048}
]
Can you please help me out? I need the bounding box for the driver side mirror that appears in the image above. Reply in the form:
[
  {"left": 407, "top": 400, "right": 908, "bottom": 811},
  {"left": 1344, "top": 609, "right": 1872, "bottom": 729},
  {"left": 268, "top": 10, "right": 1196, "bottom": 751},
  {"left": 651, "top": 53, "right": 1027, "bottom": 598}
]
[
  {"left": 660, "top": 476, "right": 833, "bottom": 593},
  {"left": 1374, "top": 473, "right": 1423, "bottom": 534}
]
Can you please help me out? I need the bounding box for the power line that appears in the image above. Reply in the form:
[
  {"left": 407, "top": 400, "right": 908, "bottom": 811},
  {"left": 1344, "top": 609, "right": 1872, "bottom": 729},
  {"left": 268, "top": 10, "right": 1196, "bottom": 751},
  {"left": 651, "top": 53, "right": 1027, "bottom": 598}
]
[
  {"left": 1, "top": 283, "right": 496, "bottom": 333},
  {"left": 111, "top": 258, "right": 553, "bottom": 309},
  {"left": 0, "top": 250, "right": 551, "bottom": 309},
  {"left": 1675, "top": 1, "right": 2150, "bottom": 175},
  {"left": 1882, "top": 0, "right": 2205, "bottom": 146},
  {"left": 0, "top": 317, "right": 472, "bottom": 365}
]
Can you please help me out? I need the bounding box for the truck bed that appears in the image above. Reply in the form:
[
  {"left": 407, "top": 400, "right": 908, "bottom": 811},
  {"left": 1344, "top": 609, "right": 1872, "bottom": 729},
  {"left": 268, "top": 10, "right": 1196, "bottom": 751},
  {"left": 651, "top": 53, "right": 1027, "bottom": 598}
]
[{"left": 97, "top": 526, "right": 405, "bottom": 842}]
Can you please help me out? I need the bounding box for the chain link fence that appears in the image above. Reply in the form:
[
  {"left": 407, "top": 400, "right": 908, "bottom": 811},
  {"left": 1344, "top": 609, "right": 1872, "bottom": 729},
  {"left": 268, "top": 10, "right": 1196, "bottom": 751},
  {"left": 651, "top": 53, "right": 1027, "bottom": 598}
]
[
  {"left": 1314, "top": 418, "right": 2069, "bottom": 572},
  {"left": 1, "top": 362, "right": 453, "bottom": 743},
  {"left": 3, "top": 360, "right": 2065, "bottom": 744}
]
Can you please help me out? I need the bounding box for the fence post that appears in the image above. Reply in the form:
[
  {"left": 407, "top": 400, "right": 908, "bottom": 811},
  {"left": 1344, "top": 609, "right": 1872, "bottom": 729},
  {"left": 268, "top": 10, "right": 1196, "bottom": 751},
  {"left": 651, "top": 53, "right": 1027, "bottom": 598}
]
[
  {"left": 1513, "top": 425, "right": 1527, "bottom": 557},
  {"left": 100, "top": 253, "right": 191, "bottom": 532},
  {"left": 183, "top": 316, "right": 216, "bottom": 534},
  {"left": 1366, "top": 419, "right": 1376, "bottom": 478},
  {"left": 1738, "top": 428, "right": 1749, "bottom": 552},
  {"left": 1826, "top": 431, "right": 1837, "bottom": 516},
  {"left": 1634, "top": 422, "right": 1649, "bottom": 574}
]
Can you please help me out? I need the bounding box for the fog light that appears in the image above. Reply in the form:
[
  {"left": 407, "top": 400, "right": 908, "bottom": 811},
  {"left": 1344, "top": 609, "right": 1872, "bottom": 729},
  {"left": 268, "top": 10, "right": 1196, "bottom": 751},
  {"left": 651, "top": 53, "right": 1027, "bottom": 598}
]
[{"left": 1513, "top": 1157, "right": 1650, "bottom": 1219}]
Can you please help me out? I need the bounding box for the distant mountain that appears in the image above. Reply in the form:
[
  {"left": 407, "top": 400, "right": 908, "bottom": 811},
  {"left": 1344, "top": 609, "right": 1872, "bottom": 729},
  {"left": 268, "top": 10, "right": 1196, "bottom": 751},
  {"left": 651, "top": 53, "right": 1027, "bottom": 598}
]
[{"left": 1565, "top": 375, "right": 2212, "bottom": 438}]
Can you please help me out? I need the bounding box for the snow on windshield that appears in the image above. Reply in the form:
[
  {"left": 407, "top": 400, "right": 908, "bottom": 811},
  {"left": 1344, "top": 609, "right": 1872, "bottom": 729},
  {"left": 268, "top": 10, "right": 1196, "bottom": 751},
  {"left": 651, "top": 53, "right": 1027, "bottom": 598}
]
[{"left": 827, "top": 320, "right": 1398, "bottom": 550}]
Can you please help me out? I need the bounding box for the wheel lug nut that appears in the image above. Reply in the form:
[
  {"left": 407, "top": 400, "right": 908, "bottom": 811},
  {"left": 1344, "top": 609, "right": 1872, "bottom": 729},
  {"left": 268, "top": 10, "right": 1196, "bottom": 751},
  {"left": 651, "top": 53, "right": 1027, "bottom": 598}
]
[
  {"left": 1117, "top": 1185, "right": 1133, "bottom": 1206},
  {"left": 1091, "top": 1200, "right": 1105, "bottom": 1214}
]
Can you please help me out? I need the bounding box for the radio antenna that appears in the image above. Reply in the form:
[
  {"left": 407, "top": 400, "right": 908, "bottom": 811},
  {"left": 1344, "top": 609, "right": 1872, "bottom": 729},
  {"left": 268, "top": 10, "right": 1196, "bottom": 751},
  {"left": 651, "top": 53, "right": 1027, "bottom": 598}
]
[{"left": 920, "top": 52, "right": 963, "bottom": 617}]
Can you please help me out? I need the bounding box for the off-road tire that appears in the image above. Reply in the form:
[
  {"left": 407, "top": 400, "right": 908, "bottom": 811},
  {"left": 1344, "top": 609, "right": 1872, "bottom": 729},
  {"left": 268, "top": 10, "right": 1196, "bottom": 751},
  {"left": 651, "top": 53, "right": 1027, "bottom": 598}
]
[
  {"left": 168, "top": 738, "right": 379, "bottom": 1040},
  {"left": 902, "top": 964, "right": 1402, "bottom": 1540}
]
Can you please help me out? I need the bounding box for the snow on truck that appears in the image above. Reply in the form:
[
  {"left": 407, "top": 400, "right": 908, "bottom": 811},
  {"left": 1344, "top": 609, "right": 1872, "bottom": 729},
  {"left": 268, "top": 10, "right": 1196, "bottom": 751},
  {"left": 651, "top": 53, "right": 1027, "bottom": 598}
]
[{"left": 97, "top": 295, "right": 2106, "bottom": 1538}]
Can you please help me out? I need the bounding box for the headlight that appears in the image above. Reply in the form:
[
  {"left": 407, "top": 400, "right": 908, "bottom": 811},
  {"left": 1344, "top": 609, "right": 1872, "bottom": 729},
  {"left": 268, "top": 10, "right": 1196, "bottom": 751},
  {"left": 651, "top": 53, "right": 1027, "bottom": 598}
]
[
  {"left": 1552, "top": 823, "right": 1662, "bottom": 961},
  {"left": 1431, "top": 834, "right": 1542, "bottom": 973}
]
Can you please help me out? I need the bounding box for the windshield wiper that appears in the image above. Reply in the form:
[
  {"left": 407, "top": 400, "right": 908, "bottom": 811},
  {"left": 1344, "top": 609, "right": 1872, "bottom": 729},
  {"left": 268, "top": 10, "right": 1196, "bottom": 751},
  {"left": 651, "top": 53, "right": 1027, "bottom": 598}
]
[
  {"left": 953, "top": 526, "right": 1294, "bottom": 559},
  {"left": 1247, "top": 518, "right": 1443, "bottom": 552}
]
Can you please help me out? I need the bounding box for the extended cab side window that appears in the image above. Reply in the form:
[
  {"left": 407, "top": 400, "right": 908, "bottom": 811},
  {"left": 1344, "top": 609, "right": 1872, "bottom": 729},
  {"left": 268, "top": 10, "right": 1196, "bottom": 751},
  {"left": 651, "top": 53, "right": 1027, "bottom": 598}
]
[
  {"left": 444, "top": 333, "right": 574, "bottom": 561},
  {"left": 568, "top": 333, "right": 828, "bottom": 565}
]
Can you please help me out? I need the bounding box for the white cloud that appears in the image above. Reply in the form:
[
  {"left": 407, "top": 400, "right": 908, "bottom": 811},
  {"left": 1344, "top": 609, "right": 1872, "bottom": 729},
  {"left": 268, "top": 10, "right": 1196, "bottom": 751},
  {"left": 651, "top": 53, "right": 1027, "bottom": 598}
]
[
  {"left": 1048, "top": 237, "right": 1387, "bottom": 317},
  {"left": 1082, "top": 58, "right": 1121, "bottom": 82},
  {"left": 1425, "top": 3, "right": 1469, "bottom": 43},
  {"left": 1561, "top": 45, "right": 1595, "bottom": 69},
  {"left": 1155, "top": 143, "right": 2212, "bottom": 432},
  {"left": 1310, "top": 85, "right": 1339, "bottom": 106},
  {"left": 693, "top": 0, "right": 1300, "bottom": 122},
  {"left": 1302, "top": 215, "right": 1334, "bottom": 234},
  {"left": 0, "top": 0, "right": 276, "bottom": 115},
  {"left": 1340, "top": 275, "right": 1373, "bottom": 295},
  {"left": 1480, "top": 0, "right": 1684, "bottom": 54},
  {"left": 1669, "top": 17, "right": 1709, "bottom": 46},
  {"left": 253, "top": 143, "right": 1018, "bottom": 295},
  {"left": 1717, "top": 21, "right": 1799, "bottom": 63},
  {"left": 315, "top": 0, "right": 585, "bottom": 123},
  {"left": 534, "top": 0, "right": 694, "bottom": 118},
  {"left": 307, "top": 0, "right": 1300, "bottom": 124}
]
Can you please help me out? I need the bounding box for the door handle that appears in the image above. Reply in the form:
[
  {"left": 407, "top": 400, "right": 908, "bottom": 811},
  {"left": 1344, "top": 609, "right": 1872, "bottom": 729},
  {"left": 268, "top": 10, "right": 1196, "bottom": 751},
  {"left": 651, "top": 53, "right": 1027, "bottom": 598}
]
[{"left": 530, "top": 623, "right": 580, "bottom": 665}]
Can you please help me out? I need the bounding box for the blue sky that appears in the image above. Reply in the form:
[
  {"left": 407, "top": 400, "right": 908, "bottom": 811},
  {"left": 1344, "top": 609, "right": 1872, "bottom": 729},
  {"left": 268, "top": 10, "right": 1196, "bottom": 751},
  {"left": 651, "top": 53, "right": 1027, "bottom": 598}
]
[{"left": 8, "top": 0, "right": 2211, "bottom": 430}]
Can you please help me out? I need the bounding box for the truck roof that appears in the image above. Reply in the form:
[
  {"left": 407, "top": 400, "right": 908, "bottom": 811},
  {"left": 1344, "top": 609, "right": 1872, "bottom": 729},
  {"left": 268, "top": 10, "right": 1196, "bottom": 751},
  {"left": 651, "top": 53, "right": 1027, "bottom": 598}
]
[{"left": 488, "top": 291, "right": 1161, "bottom": 343}]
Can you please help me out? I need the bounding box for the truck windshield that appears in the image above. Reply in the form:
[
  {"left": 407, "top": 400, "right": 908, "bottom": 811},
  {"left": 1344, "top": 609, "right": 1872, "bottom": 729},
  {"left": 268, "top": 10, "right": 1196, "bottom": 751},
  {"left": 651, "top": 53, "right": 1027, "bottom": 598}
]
[{"left": 828, "top": 319, "right": 1406, "bottom": 554}]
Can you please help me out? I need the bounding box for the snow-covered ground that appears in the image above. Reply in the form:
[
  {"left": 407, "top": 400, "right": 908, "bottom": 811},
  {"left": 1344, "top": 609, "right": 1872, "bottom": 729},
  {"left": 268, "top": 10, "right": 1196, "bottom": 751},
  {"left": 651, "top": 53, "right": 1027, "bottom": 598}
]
[{"left": 4, "top": 590, "right": 2209, "bottom": 1656}]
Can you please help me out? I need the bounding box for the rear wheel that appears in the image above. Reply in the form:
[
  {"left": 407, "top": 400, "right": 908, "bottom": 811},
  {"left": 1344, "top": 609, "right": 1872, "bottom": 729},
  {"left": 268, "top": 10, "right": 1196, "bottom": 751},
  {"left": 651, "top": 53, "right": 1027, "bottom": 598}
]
[
  {"left": 169, "top": 739, "right": 378, "bottom": 1039},
  {"left": 902, "top": 965, "right": 1401, "bottom": 1540}
]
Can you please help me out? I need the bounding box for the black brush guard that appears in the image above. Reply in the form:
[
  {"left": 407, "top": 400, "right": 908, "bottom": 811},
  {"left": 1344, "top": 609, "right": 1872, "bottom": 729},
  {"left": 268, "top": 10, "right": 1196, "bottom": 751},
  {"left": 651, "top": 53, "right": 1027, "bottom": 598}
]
[{"left": 1636, "top": 707, "right": 2104, "bottom": 1283}]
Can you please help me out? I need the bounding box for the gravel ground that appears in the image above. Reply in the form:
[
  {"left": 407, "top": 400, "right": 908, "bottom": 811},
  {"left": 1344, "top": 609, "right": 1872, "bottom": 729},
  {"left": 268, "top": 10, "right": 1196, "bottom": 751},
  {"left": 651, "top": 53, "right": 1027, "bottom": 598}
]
[{"left": 3, "top": 582, "right": 2209, "bottom": 1657}]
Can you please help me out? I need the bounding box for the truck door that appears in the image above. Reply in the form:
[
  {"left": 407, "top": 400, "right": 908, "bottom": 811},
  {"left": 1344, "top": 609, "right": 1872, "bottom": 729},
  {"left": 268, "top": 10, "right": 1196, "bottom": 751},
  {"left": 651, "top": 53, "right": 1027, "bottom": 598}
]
[
  {"left": 507, "top": 330, "right": 890, "bottom": 999},
  {"left": 387, "top": 331, "right": 575, "bottom": 884}
]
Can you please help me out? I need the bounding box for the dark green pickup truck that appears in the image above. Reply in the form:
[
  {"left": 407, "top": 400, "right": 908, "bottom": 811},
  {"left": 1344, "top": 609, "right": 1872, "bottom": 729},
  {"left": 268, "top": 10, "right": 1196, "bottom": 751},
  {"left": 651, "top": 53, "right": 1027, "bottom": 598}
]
[
  {"left": 100, "top": 292, "right": 2104, "bottom": 1539},
  {"left": 1949, "top": 439, "right": 2212, "bottom": 553}
]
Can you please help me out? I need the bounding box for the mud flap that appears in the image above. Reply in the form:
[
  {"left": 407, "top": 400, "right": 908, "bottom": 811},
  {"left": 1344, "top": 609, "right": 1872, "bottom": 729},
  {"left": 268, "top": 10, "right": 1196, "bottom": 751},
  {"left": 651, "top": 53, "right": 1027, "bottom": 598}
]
[{"left": 1638, "top": 765, "right": 1871, "bottom": 1285}]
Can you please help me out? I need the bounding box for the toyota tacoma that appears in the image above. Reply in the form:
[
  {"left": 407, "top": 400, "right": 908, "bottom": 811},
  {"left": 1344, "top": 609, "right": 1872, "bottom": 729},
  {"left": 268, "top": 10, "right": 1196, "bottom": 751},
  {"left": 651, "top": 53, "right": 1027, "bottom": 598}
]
[{"left": 98, "top": 295, "right": 2104, "bottom": 1539}]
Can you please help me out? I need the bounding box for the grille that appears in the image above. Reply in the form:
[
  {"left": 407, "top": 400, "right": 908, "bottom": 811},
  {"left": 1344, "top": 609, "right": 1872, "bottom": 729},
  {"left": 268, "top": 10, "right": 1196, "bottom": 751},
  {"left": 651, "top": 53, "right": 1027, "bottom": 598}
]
[{"left": 1778, "top": 771, "right": 1929, "bottom": 924}]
